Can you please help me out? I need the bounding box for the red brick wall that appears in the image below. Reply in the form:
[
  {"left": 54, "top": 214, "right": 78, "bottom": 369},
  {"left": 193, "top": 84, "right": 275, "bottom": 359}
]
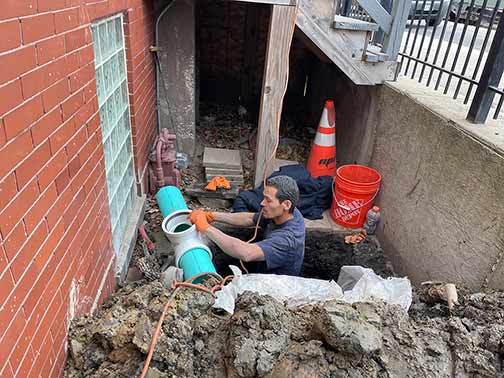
[{"left": 0, "top": 1, "right": 156, "bottom": 377}]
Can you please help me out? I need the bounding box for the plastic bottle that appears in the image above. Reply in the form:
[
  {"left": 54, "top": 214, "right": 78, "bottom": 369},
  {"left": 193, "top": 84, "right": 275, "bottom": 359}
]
[
  {"left": 176, "top": 152, "right": 189, "bottom": 170},
  {"left": 363, "top": 206, "right": 380, "bottom": 235}
]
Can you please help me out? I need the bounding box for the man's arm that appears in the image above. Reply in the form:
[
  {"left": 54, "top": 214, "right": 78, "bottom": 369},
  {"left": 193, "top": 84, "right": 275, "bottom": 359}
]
[
  {"left": 212, "top": 212, "right": 256, "bottom": 227},
  {"left": 205, "top": 226, "right": 265, "bottom": 262}
]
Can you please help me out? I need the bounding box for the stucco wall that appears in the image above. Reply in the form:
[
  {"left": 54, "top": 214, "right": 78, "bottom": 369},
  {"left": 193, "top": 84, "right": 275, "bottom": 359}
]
[
  {"left": 369, "top": 84, "right": 504, "bottom": 290},
  {"left": 158, "top": 0, "right": 196, "bottom": 155}
]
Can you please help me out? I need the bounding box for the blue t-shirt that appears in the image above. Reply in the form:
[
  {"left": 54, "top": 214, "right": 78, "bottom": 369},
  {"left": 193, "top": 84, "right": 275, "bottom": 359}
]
[{"left": 253, "top": 208, "right": 305, "bottom": 276}]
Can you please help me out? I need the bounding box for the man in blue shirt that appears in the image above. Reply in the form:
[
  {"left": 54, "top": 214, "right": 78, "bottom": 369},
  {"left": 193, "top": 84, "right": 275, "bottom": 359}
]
[{"left": 189, "top": 176, "right": 305, "bottom": 276}]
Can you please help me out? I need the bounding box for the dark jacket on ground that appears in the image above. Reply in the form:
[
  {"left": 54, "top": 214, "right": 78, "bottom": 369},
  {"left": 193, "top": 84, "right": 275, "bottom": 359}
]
[{"left": 232, "top": 164, "right": 333, "bottom": 220}]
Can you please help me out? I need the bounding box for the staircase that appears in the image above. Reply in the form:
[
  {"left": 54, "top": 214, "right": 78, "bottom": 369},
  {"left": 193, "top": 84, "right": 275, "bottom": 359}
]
[
  {"left": 295, "top": 0, "right": 410, "bottom": 85},
  {"left": 254, "top": 0, "right": 410, "bottom": 185}
]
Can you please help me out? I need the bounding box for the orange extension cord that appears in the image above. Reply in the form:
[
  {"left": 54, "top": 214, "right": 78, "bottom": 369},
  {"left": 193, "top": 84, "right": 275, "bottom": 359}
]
[{"left": 139, "top": 5, "right": 299, "bottom": 377}]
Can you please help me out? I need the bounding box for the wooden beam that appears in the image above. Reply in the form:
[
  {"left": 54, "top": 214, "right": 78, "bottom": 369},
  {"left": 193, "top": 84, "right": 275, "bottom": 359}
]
[
  {"left": 293, "top": 28, "right": 332, "bottom": 64},
  {"left": 296, "top": 3, "right": 392, "bottom": 85},
  {"left": 254, "top": 5, "right": 297, "bottom": 187},
  {"left": 333, "top": 15, "right": 380, "bottom": 32}
]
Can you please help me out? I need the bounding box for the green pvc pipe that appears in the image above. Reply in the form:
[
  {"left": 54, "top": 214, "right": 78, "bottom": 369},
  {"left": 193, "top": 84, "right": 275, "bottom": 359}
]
[
  {"left": 179, "top": 248, "right": 217, "bottom": 283},
  {"left": 156, "top": 186, "right": 188, "bottom": 218},
  {"left": 156, "top": 186, "right": 216, "bottom": 282}
]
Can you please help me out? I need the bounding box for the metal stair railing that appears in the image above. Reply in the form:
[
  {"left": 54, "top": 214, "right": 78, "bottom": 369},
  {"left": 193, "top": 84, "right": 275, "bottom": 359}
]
[{"left": 335, "top": 0, "right": 410, "bottom": 60}]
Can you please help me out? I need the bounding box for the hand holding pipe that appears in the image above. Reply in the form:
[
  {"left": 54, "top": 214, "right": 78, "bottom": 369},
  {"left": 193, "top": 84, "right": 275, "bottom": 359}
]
[{"left": 188, "top": 210, "right": 211, "bottom": 232}]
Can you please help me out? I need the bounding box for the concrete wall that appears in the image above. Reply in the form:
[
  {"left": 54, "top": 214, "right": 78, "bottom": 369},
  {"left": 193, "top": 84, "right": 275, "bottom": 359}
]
[
  {"left": 158, "top": 0, "right": 196, "bottom": 155},
  {"left": 368, "top": 84, "right": 504, "bottom": 290},
  {"left": 305, "top": 60, "right": 377, "bottom": 167}
]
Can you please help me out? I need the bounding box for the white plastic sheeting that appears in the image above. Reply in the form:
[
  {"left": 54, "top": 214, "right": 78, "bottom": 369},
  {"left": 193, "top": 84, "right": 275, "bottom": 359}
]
[
  {"left": 337, "top": 266, "right": 412, "bottom": 311},
  {"left": 213, "top": 265, "right": 412, "bottom": 314},
  {"left": 213, "top": 265, "right": 343, "bottom": 314}
]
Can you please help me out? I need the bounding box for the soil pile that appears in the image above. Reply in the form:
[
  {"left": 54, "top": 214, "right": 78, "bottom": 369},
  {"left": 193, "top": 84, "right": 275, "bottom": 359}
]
[{"left": 65, "top": 276, "right": 504, "bottom": 378}]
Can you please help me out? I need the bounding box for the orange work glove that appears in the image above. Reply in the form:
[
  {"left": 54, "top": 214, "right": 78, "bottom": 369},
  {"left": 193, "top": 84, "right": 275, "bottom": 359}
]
[
  {"left": 192, "top": 210, "right": 215, "bottom": 223},
  {"left": 205, "top": 176, "right": 231, "bottom": 191},
  {"left": 216, "top": 176, "right": 231, "bottom": 190},
  {"left": 188, "top": 209, "right": 214, "bottom": 222},
  {"left": 188, "top": 210, "right": 211, "bottom": 233},
  {"left": 205, "top": 211, "right": 215, "bottom": 223},
  {"left": 205, "top": 179, "right": 217, "bottom": 191}
]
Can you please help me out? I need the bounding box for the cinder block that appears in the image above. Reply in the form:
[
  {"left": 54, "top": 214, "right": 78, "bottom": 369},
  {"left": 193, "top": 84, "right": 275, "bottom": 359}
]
[
  {"left": 203, "top": 148, "right": 241, "bottom": 169},
  {"left": 205, "top": 167, "right": 243, "bottom": 176},
  {"left": 205, "top": 173, "right": 244, "bottom": 184}
]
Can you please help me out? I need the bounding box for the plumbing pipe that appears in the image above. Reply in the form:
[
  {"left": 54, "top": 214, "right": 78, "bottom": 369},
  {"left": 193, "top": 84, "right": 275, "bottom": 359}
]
[
  {"left": 161, "top": 210, "right": 216, "bottom": 282},
  {"left": 156, "top": 185, "right": 188, "bottom": 218},
  {"left": 156, "top": 186, "right": 217, "bottom": 282},
  {"left": 160, "top": 266, "right": 184, "bottom": 288},
  {"left": 139, "top": 225, "right": 155, "bottom": 250},
  {"left": 155, "top": 0, "right": 177, "bottom": 134}
]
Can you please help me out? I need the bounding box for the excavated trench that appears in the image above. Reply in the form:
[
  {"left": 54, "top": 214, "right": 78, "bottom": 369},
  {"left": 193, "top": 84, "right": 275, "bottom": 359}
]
[
  {"left": 211, "top": 228, "right": 394, "bottom": 280},
  {"left": 64, "top": 230, "right": 504, "bottom": 378}
]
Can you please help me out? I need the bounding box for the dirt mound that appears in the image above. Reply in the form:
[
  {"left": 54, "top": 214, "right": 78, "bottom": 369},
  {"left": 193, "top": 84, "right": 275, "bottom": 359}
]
[{"left": 65, "top": 277, "right": 504, "bottom": 378}]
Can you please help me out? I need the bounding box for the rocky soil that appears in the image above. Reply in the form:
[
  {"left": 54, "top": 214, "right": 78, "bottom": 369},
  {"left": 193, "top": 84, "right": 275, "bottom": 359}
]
[
  {"left": 65, "top": 272, "right": 504, "bottom": 378},
  {"left": 72, "top": 193, "right": 504, "bottom": 378},
  {"left": 115, "top": 205, "right": 504, "bottom": 374}
]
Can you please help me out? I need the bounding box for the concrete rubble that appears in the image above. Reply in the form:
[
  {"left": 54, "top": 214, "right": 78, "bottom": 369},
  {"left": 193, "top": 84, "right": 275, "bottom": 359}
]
[{"left": 64, "top": 274, "right": 504, "bottom": 378}]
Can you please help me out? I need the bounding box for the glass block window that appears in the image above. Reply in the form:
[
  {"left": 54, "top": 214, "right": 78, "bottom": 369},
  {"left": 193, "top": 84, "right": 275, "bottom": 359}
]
[{"left": 91, "top": 14, "right": 136, "bottom": 254}]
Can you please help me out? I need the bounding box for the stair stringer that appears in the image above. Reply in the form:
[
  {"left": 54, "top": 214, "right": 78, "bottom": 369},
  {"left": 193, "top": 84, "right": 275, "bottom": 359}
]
[{"left": 296, "top": 0, "right": 397, "bottom": 85}]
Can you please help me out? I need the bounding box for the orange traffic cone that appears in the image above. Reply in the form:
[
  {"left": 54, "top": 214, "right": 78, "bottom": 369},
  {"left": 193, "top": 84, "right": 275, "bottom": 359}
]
[{"left": 306, "top": 99, "right": 336, "bottom": 178}]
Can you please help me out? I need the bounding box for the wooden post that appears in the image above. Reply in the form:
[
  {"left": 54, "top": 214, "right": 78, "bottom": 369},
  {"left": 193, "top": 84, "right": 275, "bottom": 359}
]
[{"left": 254, "top": 5, "right": 297, "bottom": 188}]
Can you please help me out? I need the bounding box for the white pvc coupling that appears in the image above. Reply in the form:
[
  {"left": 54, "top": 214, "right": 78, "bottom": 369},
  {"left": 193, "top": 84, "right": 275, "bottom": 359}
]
[{"left": 161, "top": 209, "right": 212, "bottom": 268}]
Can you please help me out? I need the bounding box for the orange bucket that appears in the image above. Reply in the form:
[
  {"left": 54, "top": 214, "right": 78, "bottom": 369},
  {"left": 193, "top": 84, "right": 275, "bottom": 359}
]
[{"left": 330, "top": 165, "right": 381, "bottom": 228}]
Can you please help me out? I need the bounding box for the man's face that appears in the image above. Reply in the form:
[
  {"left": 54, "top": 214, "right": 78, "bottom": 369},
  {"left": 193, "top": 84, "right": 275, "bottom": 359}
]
[{"left": 260, "top": 186, "right": 290, "bottom": 219}]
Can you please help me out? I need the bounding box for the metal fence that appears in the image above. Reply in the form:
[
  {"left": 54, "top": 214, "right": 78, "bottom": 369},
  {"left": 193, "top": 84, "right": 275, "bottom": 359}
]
[
  {"left": 397, "top": 0, "right": 504, "bottom": 123},
  {"left": 338, "top": 0, "right": 504, "bottom": 123},
  {"left": 346, "top": 2, "right": 374, "bottom": 21},
  {"left": 336, "top": 0, "right": 374, "bottom": 21}
]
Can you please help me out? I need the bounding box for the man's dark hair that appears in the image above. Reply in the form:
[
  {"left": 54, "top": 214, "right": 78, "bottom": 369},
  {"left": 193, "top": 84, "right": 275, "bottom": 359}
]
[{"left": 266, "top": 175, "right": 299, "bottom": 213}]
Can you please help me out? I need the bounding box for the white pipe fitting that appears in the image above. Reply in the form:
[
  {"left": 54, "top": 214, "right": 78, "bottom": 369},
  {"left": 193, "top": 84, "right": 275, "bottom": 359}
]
[{"left": 161, "top": 209, "right": 212, "bottom": 268}]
